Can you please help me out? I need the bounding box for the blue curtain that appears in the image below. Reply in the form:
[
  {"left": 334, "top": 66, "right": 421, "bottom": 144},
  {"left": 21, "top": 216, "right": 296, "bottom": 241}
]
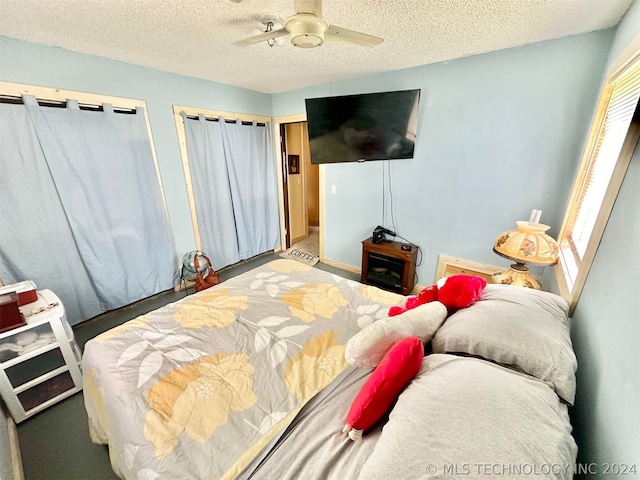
[
  {"left": 0, "top": 103, "right": 102, "bottom": 325},
  {"left": 0, "top": 96, "right": 178, "bottom": 324},
  {"left": 182, "top": 114, "right": 241, "bottom": 269},
  {"left": 182, "top": 114, "right": 280, "bottom": 269}
]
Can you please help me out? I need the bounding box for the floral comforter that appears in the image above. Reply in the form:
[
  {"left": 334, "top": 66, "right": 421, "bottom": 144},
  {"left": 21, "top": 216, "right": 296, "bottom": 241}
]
[{"left": 82, "top": 259, "right": 403, "bottom": 480}]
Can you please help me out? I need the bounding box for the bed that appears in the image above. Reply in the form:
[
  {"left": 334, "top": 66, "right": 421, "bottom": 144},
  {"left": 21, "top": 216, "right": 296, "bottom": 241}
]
[{"left": 82, "top": 258, "right": 578, "bottom": 480}]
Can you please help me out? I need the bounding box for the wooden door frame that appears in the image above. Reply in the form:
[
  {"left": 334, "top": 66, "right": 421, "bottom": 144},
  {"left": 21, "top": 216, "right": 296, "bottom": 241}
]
[
  {"left": 272, "top": 114, "right": 325, "bottom": 260},
  {"left": 279, "top": 123, "right": 291, "bottom": 249},
  {"left": 285, "top": 121, "right": 309, "bottom": 246}
]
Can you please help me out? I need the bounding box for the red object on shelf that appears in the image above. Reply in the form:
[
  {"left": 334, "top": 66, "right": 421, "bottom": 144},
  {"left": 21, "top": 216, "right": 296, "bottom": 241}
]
[
  {"left": 0, "top": 292, "right": 26, "bottom": 333},
  {"left": 0, "top": 281, "right": 38, "bottom": 306}
]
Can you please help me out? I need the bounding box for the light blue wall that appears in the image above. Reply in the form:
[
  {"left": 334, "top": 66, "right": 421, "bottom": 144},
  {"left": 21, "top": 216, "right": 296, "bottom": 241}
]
[
  {"left": 571, "top": 137, "right": 640, "bottom": 470},
  {"left": 273, "top": 31, "right": 614, "bottom": 285},
  {"left": 0, "top": 36, "right": 272, "bottom": 258},
  {"left": 607, "top": 0, "right": 640, "bottom": 64},
  {"left": 0, "top": 32, "right": 615, "bottom": 285},
  {"left": 569, "top": 0, "right": 640, "bottom": 469}
]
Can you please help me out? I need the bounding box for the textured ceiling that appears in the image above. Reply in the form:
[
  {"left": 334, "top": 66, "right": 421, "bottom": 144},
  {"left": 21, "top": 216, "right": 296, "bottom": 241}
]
[{"left": 0, "top": 0, "right": 633, "bottom": 94}]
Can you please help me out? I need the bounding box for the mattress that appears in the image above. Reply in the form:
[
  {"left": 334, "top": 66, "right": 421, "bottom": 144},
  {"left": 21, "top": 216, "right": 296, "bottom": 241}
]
[{"left": 82, "top": 259, "right": 403, "bottom": 479}]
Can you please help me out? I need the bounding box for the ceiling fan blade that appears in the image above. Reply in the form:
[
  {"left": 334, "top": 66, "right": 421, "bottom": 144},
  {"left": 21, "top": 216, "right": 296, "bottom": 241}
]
[
  {"left": 294, "top": 0, "right": 322, "bottom": 17},
  {"left": 325, "top": 25, "right": 383, "bottom": 46},
  {"left": 234, "top": 28, "right": 289, "bottom": 47}
]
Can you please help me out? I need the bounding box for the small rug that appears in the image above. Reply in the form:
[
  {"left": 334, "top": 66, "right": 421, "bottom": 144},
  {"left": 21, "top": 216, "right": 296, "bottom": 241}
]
[{"left": 280, "top": 247, "right": 320, "bottom": 266}]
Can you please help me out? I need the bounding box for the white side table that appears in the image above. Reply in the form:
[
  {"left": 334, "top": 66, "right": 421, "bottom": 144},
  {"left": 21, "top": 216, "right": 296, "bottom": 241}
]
[{"left": 0, "top": 290, "right": 82, "bottom": 423}]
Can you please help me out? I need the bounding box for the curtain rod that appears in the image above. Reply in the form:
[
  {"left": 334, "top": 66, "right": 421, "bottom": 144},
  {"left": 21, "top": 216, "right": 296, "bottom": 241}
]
[
  {"left": 184, "top": 114, "right": 267, "bottom": 127},
  {"left": 0, "top": 95, "right": 137, "bottom": 114}
]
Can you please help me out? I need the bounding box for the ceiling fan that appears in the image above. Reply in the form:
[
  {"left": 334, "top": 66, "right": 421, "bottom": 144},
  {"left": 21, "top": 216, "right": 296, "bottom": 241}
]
[{"left": 234, "top": 0, "right": 383, "bottom": 49}]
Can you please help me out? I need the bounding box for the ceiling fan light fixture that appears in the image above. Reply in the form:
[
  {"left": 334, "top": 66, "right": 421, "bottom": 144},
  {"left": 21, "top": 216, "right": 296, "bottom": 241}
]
[
  {"left": 234, "top": 0, "right": 383, "bottom": 49},
  {"left": 291, "top": 33, "right": 323, "bottom": 48},
  {"left": 286, "top": 14, "right": 327, "bottom": 48}
]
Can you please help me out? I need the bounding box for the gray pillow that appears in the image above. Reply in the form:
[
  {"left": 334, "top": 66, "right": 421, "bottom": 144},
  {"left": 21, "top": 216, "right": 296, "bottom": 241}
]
[
  {"left": 431, "top": 284, "right": 577, "bottom": 404},
  {"left": 358, "top": 354, "right": 577, "bottom": 480}
]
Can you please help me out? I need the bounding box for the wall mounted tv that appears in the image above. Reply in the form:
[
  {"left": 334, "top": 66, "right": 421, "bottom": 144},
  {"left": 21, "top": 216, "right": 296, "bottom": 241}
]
[{"left": 305, "top": 89, "right": 421, "bottom": 165}]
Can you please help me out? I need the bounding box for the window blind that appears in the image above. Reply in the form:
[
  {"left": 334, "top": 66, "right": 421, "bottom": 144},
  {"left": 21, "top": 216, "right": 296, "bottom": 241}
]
[{"left": 565, "top": 61, "right": 640, "bottom": 262}]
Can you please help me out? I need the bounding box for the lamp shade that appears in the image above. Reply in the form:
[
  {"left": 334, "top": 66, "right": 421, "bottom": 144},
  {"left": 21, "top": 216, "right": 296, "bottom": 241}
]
[{"left": 493, "top": 221, "right": 559, "bottom": 266}]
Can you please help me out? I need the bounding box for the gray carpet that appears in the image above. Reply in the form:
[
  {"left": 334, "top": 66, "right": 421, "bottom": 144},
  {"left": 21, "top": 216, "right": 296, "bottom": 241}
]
[{"left": 16, "top": 253, "right": 359, "bottom": 480}]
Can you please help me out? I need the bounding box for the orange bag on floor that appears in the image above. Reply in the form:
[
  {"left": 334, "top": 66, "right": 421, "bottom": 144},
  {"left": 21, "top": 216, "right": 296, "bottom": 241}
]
[{"left": 194, "top": 253, "right": 220, "bottom": 292}]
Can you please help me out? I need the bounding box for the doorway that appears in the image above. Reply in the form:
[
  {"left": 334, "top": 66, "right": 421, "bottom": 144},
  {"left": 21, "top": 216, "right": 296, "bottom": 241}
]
[{"left": 278, "top": 119, "right": 320, "bottom": 256}]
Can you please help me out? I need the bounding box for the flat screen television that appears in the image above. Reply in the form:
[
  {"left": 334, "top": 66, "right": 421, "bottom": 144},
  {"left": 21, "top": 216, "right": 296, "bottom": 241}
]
[{"left": 305, "top": 89, "right": 420, "bottom": 165}]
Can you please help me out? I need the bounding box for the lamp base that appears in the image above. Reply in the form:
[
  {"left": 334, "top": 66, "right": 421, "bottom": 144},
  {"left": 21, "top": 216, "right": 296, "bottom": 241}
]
[{"left": 491, "top": 263, "right": 541, "bottom": 290}]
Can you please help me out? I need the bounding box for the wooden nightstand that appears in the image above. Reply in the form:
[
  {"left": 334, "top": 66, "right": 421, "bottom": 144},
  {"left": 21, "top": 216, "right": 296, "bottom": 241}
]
[{"left": 0, "top": 290, "right": 82, "bottom": 423}]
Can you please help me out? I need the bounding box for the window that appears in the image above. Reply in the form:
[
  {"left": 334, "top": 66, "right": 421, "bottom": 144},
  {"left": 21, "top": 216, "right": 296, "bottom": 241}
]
[{"left": 556, "top": 55, "right": 640, "bottom": 312}]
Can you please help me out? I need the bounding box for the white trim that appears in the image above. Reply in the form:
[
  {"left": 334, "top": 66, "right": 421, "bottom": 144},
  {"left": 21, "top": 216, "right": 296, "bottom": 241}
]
[
  {"left": 321, "top": 258, "right": 359, "bottom": 275},
  {"left": 272, "top": 121, "right": 287, "bottom": 252},
  {"left": 274, "top": 113, "right": 307, "bottom": 124},
  {"left": 555, "top": 47, "right": 640, "bottom": 314},
  {"left": 176, "top": 104, "right": 271, "bottom": 124},
  {"left": 0, "top": 81, "right": 144, "bottom": 108},
  {"left": 8, "top": 412, "right": 24, "bottom": 480},
  {"left": 319, "top": 164, "right": 326, "bottom": 260},
  {"left": 2, "top": 403, "right": 25, "bottom": 480},
  {"left": 556, "top": 119, "right": 640, "bottom": 312},
  {"left": 172, "top": 107, "right": 202, "bottom": 251},
  {"left": 273, "top": 113, "right": 309, "bottom": 255},
  {"left": 606, "top": 32, "right": 640, "bottom": 78}
]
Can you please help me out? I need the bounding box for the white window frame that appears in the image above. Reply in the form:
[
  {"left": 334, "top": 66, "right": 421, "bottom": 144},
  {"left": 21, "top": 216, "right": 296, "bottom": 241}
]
[{"left": 555, "top": 46, "right": 640, "bottom": 314}]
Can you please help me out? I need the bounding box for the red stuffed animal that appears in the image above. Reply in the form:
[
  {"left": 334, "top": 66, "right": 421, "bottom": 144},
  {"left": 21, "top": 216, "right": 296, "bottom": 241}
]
[{"left": 389, "top": 274, "right": 487, "bottom": 317}]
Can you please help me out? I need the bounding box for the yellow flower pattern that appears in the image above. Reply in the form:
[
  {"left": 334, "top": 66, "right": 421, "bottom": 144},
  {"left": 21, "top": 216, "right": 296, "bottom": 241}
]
[
  {"left": 284, "top": 331, "right": 348, "bottom": 400},
  {"left": 174, "top": 288, "right": 248, "bottom": 328},
  {"left": 359, "top": 284, "right": 405, "bottom": 305},
  {"left": 268, "top": 259, "right": 312, "bottom": 273},
  {"left": 281, "top": 283, "right": 348, "bottom": 322},
  {"left": 83, "top": 259, "right": 387, "bottom": 478},
  {"left": 144, "top": 352, "right": 257, "bottom": 458},
  {"left": 85, "top": 368, "right": 110, "bottom": 441}
]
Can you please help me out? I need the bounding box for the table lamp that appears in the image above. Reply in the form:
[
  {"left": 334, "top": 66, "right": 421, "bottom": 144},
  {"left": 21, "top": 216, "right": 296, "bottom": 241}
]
[{"left": 491, "top": 209, "right": 559, "bottom": 289}]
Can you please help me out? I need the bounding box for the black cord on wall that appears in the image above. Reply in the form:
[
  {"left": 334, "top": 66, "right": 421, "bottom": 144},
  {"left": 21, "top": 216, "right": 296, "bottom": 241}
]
[
  {"left": 388, "top": 161, "right": 398, "bottom": 235},
  {"left": 382, "top": 159, "right": 422, "bottom": 286}
]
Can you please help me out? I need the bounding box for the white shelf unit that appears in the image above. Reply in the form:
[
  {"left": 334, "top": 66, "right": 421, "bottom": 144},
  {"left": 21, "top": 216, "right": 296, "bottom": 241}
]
[{"left": 0, "top": 290, "right": 82, "bottom": 423}]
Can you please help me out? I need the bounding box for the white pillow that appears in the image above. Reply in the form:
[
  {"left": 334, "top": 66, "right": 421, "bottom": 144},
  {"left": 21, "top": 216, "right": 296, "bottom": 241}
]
[{"left": 345, "top": 301, "right": 447, "bottom": 367}]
